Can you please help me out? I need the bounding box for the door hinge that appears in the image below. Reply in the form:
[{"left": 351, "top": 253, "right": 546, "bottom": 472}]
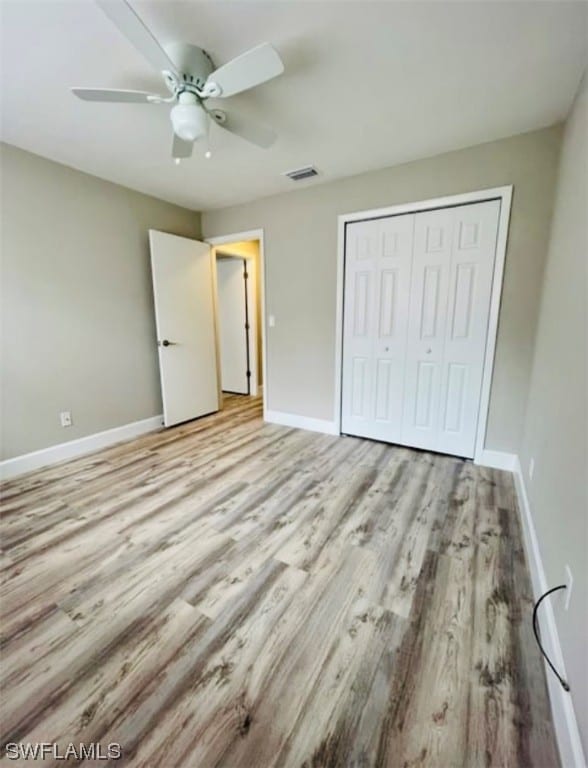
[
  {"left": 245, "top": 323, "right": 250, "bottom": 330},
  {"left": 246, "top": 370, "right": 251, "bottom": 378},
  {"left": 244, "top": 271, "right": 249, "bottom": 279}
]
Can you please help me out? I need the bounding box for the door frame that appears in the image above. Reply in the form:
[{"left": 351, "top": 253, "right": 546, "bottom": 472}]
[
  {"left": 206, "top": 229, "right": 267, "bottom": 414},
  {"left": 334, "top": 185, "right": 513, "bottom": 465}
]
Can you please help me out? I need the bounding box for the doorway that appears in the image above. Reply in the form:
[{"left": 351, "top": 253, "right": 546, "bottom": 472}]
[
  {"left": 149, "top": 228, "right": 264, "bottom": 427},
  {"left": 209, "top": 231, "right": 265, "bottom": 410}
]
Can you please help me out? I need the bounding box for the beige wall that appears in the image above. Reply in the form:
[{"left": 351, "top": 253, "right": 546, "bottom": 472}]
[
  {"left": 213, "top": 240, "right": 263, "bottom": 386},
  {"left": 203, "top": 125, "right": 562, "bottom": 452},
  {"left": 0, "top": 143, "right": 201, "bottom": 460},
  {"left": 520, "top": 76, "right": 587, "bottom": 753}
]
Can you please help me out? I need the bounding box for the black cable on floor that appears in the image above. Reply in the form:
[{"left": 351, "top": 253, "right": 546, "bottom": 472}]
[{"left": 532, "top": 585, "right": 570, "bottom": 692}]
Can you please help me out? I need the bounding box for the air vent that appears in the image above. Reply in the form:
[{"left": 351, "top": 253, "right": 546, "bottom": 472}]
[{"left": 283, "top": 166, "right": 319, "bottom": 182}]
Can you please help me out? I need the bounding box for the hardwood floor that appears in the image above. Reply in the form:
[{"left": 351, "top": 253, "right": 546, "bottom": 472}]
[{"left": 0, "top": 395, "right": 559, "bottom": 767}]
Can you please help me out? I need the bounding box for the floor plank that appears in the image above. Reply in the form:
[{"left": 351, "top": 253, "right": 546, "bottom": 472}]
[{"left": 0, "top": 394, "right": 559, "bottom": 767}]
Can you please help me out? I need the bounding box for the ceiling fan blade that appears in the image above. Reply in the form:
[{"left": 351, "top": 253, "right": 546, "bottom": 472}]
[
  {"left": 206, "top": 43, "right": 284, "bottom": 98},
  {"left": 96, "top": 0, "right": 178, "bottom": 75},
  {"left": 212, "top": 110, "right": 277, "bottom": 149},
  {"left": 172, "top": 133, "right": 193, "bottom": 159},
  {"left": 71, "top": 87, "right": 162, "bottom": 103}
]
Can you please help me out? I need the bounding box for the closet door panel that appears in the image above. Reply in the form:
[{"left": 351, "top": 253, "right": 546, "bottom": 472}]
[
  {"left": 341, "top": 220, "right": 378, "bottom": 429},
  {"left": 371, "top": 216, "right": 414, "bottom": 439},
  {"left": 437, "top": 200, "right": 500, "bottom": 456},
  {"left": 341, "top": 215, "right": 414, "bottom": 441},
  {"left": 401, "top": 208, "right": 453, "bottom": 450}
]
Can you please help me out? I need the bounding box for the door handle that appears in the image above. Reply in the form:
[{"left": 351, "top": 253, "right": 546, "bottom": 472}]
[{"left": 159, "top": 339, "right": 178, "bottom": 347}]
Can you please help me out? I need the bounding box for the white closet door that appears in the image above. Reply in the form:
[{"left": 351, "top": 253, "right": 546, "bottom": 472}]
[
  {"left": 401, "top": 208, "right": 454, "bottom": 450},
  {"left": 401, "top": 200, "right": 500, "bottom": 457},
  {"left": 341, "top": 214, "right": 414, "bottom": 442},
  {"left": 437, "top": 201, "right": 500, "bottom": 456}
]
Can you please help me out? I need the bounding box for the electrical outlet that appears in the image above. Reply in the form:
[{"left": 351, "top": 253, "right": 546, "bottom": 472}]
[
  {"left": 60, "top": 411, "right": 72, "bottom": 428},
  {"left": 268, "top": 315, "right": 276, "bottom": 327},
  {"left": 528, "top": 458, "right": 535, "bottom": 479},
  {"left": 564, "top": 565, "right": 573, "bottom": 610}
]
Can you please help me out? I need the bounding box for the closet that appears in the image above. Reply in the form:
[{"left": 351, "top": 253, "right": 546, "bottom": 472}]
[{"left": 340, "top": 199, "right": 500, "bottom": 458}]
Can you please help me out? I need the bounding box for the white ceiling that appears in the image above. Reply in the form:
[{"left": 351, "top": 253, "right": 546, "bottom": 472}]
[{"left": 1, "top": 1, "right": 586, "bottom": 211}]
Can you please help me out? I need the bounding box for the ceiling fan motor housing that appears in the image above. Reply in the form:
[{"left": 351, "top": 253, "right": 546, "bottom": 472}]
[{"left": 163, "top": 43, "right": 215, "bottom": 92}]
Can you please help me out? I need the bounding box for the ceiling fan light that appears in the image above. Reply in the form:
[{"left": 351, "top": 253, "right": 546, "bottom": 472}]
[{"left": 170, "top": 102, "right": 207, "bottom": 142}]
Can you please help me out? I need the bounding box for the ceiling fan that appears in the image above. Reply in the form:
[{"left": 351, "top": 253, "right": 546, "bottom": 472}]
[{"left": 72, "top": 0, "right": 284, "bottom": 160}]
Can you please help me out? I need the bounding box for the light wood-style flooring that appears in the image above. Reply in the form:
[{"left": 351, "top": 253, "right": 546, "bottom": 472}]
[{"left": 0, "top": 395, "right": 558, "bottom": 767}]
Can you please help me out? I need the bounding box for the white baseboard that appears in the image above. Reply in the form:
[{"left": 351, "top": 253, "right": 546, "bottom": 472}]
[
  {"left": 512, "top": 456, "right": 586, "bottom": 768},
  {"left": 0, "top": 415, "right": 163, "bottom": 481},
  {"left": 264, "top": 409, "right": 339, "bottom": 436},
  {"left": 475, "top": 449, "right": 517, "bottom": 471}
]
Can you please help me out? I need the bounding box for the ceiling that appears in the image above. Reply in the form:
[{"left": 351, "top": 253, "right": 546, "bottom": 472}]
[{"left": 1, "top": 1, "right": 586, "bottom": 211}]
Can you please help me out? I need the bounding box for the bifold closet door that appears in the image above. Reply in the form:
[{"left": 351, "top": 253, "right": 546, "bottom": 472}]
[
  {"left": 341, "top": 214, "right": 414, "bottom": 442},
  {"left": 401, "top": 200, "right": 500, "bottom": 457},
  {"left": 341, "top": 199, "right": 501, "bottom": 459}
]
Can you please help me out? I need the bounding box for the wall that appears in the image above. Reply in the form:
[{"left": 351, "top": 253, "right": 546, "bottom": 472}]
[
  {"left": 213, "top": 240, "right": 263, "bottom": 386},
  {"left": 519, "top": 74, "right": 587, "bottom": 755},
  {"left": 203, "top": 125, "right": 562, "bottom": 452},
  {"left": 0, "top": 143, "right": 201, "bottom": 460}
]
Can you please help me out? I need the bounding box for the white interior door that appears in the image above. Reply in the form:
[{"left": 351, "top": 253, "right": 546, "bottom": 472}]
[
  {"left": 400, "top": 207, "right": 453, "bottom": 450},
  {"left": 341, "top": 214, "right": 414, "bottom": 442},
  {"left": 150, "top": 230, "right": 219, "bottom": 427},
  {"left": 402, "top": 200, "right": 500, "bottom": 456},
  {"left": 217, "top": 258, "right": 250, "bottom": 394},
  {"left": 341, "top": 199, "right": 500, "bottom": 458}
]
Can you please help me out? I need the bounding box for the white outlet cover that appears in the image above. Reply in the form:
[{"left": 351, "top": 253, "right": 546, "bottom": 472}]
[
  {"left": 60, "top": 411, "right": 72, "bottom": 427},
  {"left": 269, "top": 315, "right": 276, "bottom": 327}
]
